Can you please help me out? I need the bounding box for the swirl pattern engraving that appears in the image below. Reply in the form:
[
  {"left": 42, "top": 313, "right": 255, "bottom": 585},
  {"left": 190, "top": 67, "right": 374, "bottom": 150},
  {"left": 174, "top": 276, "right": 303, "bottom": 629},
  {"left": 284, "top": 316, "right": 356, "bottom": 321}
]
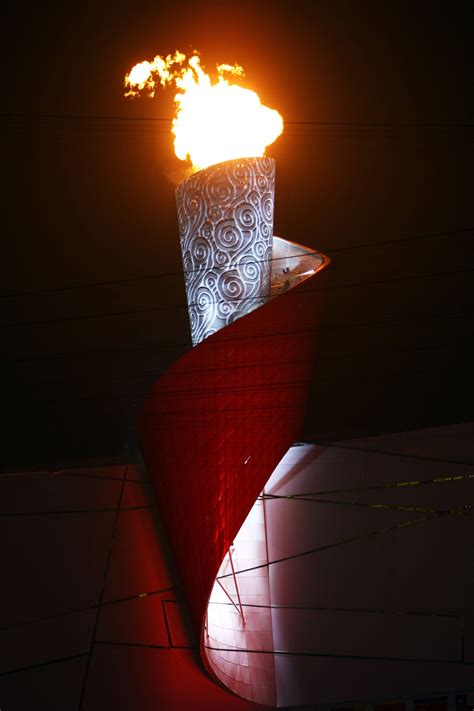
[{"left": 176, "top": 157, "right": 275, "bottom": 345}]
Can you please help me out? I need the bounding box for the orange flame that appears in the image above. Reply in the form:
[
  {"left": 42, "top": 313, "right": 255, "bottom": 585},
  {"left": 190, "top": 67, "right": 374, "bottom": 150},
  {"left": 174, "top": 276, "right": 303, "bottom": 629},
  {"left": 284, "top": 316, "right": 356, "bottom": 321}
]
[{"left": 124, "top": 51, "right": 283, "bottom": 172}]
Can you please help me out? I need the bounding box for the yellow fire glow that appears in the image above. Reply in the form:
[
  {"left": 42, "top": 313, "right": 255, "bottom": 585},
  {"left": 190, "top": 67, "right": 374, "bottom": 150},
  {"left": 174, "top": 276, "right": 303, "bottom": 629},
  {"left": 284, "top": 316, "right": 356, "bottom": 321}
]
[{"left": 124, "top": 52, "right": 283, "bottom": 172}]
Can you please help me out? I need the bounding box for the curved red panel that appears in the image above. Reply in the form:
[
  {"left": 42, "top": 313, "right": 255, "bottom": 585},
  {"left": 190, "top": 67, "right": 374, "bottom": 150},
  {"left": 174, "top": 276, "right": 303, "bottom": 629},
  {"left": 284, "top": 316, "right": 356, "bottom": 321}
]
[{"left": 139, "top": 244, "right": 329, "bottom": 700}]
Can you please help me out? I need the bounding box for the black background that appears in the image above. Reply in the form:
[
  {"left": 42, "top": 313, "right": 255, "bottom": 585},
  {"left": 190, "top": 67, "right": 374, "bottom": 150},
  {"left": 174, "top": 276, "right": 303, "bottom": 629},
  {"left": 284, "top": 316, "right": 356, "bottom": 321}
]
[{"left": 2, "top": 0, "right": 473, "bottom": 467}]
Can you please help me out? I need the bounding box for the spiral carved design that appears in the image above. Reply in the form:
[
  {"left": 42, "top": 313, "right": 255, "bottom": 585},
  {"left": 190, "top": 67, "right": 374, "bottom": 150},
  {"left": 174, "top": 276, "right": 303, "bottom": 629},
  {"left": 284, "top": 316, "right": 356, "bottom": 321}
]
[{"left": 176, "top": 157, "right": 275, "bottom": 345}]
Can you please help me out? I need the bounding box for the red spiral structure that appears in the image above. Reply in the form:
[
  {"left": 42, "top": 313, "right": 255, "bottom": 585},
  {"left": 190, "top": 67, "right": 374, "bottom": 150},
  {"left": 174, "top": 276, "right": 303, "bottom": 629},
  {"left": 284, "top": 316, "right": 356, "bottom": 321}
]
[{"left": 139, "top": 159, "right": 329, "bottom": 706}]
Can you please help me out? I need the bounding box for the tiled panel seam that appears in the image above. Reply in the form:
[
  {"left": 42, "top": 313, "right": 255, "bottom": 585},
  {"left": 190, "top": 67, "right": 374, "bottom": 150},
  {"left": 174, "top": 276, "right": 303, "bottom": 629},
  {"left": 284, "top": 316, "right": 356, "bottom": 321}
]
[
  {"left": 161, "top": 599, "right": 173, "bottom": 647},
  {"left": 0, "top": 653, "right": 89, "bottom": 678},
  {"left": 0, "top": 587, "right": 179, "bottom": 634},
  {"left": 77, "top": 465, "right": 128, "bottom": 710}
]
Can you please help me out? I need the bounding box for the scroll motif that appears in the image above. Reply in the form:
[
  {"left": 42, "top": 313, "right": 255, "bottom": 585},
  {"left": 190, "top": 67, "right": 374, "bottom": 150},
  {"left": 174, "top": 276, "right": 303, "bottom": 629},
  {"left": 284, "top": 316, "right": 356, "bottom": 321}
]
[{"left": 176, "top": 157, "right": 275, "bottom": 345}]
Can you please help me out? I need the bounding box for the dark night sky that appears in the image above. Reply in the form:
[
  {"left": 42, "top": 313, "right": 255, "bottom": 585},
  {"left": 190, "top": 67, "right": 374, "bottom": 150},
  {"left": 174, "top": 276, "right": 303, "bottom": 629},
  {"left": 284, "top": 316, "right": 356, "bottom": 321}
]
[{"left": 2, "top": 1, "right": 473, "bottom": 467}]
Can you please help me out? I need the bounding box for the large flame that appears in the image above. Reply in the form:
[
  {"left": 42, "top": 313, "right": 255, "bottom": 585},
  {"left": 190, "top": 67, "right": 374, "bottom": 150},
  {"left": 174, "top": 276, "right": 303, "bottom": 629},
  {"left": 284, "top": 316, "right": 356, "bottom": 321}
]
[{"left": 124, "top": 51, "right": 283, "bottom": 172}]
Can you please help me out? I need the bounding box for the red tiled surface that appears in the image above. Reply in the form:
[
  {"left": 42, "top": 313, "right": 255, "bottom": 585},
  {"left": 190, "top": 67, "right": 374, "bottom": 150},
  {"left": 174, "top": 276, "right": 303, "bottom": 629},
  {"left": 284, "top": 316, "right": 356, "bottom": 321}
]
[
  {"left": 120, "top": 478, "right": 156, "bottom": 509},
  {"left": 102, "top": 507, "right": 175, "bottom": 602},
  {"left": 139, "top": 260, "right": 328, "bottom": 642},
  {"left": 81, "top": 645, "right": 269, "bottom": 710}
]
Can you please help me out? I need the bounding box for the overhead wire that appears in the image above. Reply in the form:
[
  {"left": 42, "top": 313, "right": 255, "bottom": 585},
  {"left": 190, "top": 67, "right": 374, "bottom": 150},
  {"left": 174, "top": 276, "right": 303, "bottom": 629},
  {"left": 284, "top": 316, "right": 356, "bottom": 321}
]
[
  {"left": 4, "top": 345, "right": 462, "bottom": 412},
  {"left": 7, "top": 305, "right": 470, "bottom": 367},
  {"left": 216, "top": 510, "right": 446, "bottom": 580},
  {"left": 261, "top": 472, "right": 474, "bottom": 499},
  {"left": 260, "top": 496, "right": 473, "bottom": 517},
  {"left": 2, "top": 112, "right": 474, "bottom": 128},
  {"left": 8, "top": 312, "right": 468, "bottom": 391},
  {"left": 1, "top": 227, "right": 472, "bottom": 301},
  {"left": 202, "top": 644, "right": 473, "bottom": 665},
  {"left": 208, "top": 599, "right": 461, "bottom": 619},
  {"left": 303, "top": 442, "right": 474, "bottom": 467},
  {"left": 2, "top": 261, "right": 473, "bottom": 334}
]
